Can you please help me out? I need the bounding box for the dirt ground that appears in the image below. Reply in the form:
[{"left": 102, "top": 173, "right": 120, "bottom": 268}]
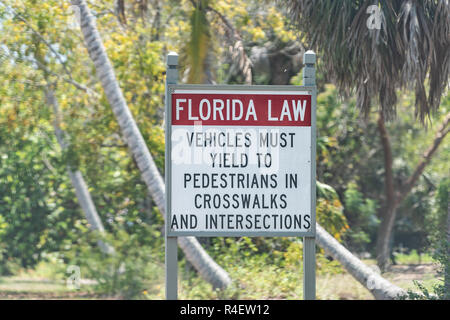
[
  {"left": 318, "top": 263, "right": 439, "bottom": 300},
  {"left": 386, "top": 264, "right": 438, "bottom": 282}
]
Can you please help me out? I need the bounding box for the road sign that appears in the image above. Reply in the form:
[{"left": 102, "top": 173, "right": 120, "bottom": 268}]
[
  {"left": 164, "top": 51, "right": 317, "bottom": 301},
  {"left": 166, "top": 85, "right": 315, "bottom": 237}
]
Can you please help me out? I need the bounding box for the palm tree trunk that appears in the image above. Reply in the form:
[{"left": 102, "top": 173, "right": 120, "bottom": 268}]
[
  {"left": 45, "top": 86, "right": 114, "bottom": 255},
  {"left": 67, "top": 170, "right": 115, "bottom": 254},
  {"left": 316, "top": 224, "right": 405, "bottom": 299},
  {"left": 70, "top": 0, "right": 231, "bottom": 289}
]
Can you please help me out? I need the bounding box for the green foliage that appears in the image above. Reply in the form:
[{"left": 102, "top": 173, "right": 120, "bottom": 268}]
[
  {"left": 393, "top": 250, "right": 433, "bottom": 265},
  {"left": 426, "top": 178, "right": 449, "bottom": 246},
  {"left": 0, "top": 0, "right": 448, "bottom": 300},
  {"left": 186, "top": 0, "right": 212, "bottom": 84},
  {"left": 0, "top": 215, "right": 7, "bottom": 238},
  {"left": 403, "top": 280, "right": 438, "bottom": 300},
  {"left": 424, "top": 178, "right": 449, "bottom": 299},
  {"left": 402, "top": 177, "right": 449, "bottom": 300},
  {"left": 315, "top": 83, "right": 449, "bottom": 256},
  {"left": 16, "top": 252, "right": 67, "bottom": 280},
  {"left": 405, "top": 252, "right": 448, "bottom": 300},
  {"left": 343, "top": 182, "right": 379, "bottom": 251},
  {"left": 0, "top": 125, "right": 83, "bottom": 268},
  {"left": 179, "top": 235, "right": 344, "bottom": 300},
  {"left": 316, "top": 181, "right": 349, "bottom": 241},
  {"left": 67, "top": 230, "right": 163, "bottom": 299},
  {"left": 181, "top": 251, "right": 303, "bottom": 299},
  {"left": 201, "top": 181, "right": 349, "bottom": 288},
  {"left": 315, "top": 84, "right": 381, "bottom": 197},
  {"left": 0, "top": 0, "right": 167, "bottom": 273}
]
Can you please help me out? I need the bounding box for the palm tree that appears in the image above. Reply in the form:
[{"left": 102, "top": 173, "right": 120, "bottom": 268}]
[
  {"left": 185, "top": 0, "right": 214, "bottom": 84},
  {"left": 45, "top": 85, "right": 115, "bottom": 255},
  {"left": 288, "top": 0, "right": 450, "bottom": 270},
  {"left": 70, "top": 0, "right": 413, "bottom": 299},
  {"left": 288, "top": 0, "right": 449, "bottom": 120},
  {"left": 316, "top": 223, "right": 405, "bottom": 299},
  {"left": 184, "top": 0, "right": 252, "bottom": 85},
  {"left": 174, "top": 1, "right": 410, "bottom": 298},
  {"left": 70, "top": 0, "right": 231, "bottom": 289},
  {"left": 22, "top": 11, "right": 115, "bottom": 255}
]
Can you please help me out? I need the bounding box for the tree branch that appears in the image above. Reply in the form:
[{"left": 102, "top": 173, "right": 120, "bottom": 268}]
[
  {"left": 398, "top": 112, "right": 450, "bottom": 203},
  {"left": 5, "top": 5, "right": 99, "bottom": 97},
  {"left": 12, "top": 10, "right": 72, "bottom": 78},
  {"left": 44, "top": 83, "right": 115, "bottom": 255},
  {"left": 205, "top": 5, "right": 252, "bottom": 84},
  {"left": 35, "top": 59, "right": 99, "bottom": 97}
]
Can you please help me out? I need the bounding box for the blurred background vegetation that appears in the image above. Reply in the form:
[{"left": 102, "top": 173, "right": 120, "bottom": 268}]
[{"left": 0, "top": 0, "right": 448, "bottom": 299}]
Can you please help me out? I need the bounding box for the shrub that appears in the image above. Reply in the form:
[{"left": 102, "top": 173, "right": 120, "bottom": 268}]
[{"left": 67, "top": 229, "right": 163, "bottom": 299}]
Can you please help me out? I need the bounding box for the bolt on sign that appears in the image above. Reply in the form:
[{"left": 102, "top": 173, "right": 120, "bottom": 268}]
[{"left": 166, "top": 85, "right": 316, "bottom": 237}]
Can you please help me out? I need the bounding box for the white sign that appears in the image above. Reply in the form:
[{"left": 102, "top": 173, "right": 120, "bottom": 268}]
[{"left": 168, "top": 87, "right": 314, "bottom": 236}]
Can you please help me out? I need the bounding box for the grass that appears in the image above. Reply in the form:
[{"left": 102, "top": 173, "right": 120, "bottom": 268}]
[
  {"left": 0, "top": 251, "right": 441, "bottom": 300},
  {"left": 0, "top": 277, "right": 67, "bottom": 293},
  {"left": 175, "top": 253, "right": 440, "bottom": 300},
  {"left": 0, "top": 276, "right": 101, "bottom": 300},
  {"left": 393, "top": 250, "right": 434, "bottom": 265}
]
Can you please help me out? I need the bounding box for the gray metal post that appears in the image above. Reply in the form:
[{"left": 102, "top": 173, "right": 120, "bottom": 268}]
[
  {"left": 303, "top": 50, "right": 316, "bottom": 300},
  {"left": 165, "top": 52, "right": 178, "bottom": 300}
]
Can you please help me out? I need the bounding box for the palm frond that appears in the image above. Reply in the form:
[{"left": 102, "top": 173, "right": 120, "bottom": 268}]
[
  {"left": 207, "top": 6, "right": 252, "bottom": 84},
  {"left": 187, "top": 0, "right": 212, "bottom": 84},
  {"left": 287, "top": 0, "right": 450, "bottom": 123}
]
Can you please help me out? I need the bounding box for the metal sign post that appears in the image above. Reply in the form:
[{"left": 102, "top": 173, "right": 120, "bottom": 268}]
[
  {"left": 303, "top": 50, "right": 316, "bottom": 300},
  {"left": 165, "top": 52, "right": 179, "bottom": 300},
  {"left": 164, "top": 51, "right": 316, "bottom": 300}
]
